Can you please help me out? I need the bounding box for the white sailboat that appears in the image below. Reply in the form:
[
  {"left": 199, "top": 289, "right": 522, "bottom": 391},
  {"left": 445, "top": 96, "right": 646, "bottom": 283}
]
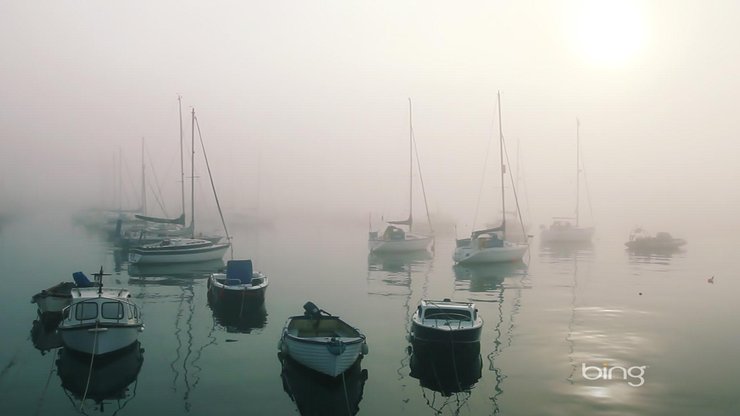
[
  {"left": 129, "top": 107, "right": 230, "bottom": 264},
  {"left": 453, "top": 92, "right": 528, "bottom": 264},
  {"left": 369, "top": 99, "right": 433, "bottom": 254},
  {"left": 540, "top": 119, "right": 594, "bottom": 243}
]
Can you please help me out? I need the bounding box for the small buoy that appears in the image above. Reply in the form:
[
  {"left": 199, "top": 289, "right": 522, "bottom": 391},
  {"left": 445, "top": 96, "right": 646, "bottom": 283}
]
[
  {"left": 361, "top": 342, "right": 369, "bottom": 355},
  {"left": 639, "top": 292, "right": 643, "bottom": 296}
]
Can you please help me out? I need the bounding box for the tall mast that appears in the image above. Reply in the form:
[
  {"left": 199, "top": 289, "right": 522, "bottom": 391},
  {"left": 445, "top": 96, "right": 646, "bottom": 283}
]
[
  {"left": 497, "top": 91, "right": 506, "bottom": 238},
  {"left": 576, "top": 118, "right": 580, "bottom": 227},
  {"left": 190, "top": 108, "right": 196, "bottom": 238},
  {"left": 178, "top": 95, "right": 185, "bottom": 219},
  {"left": 408, "top": 98, "right": 413, "bottom": 231},
  {"left": 117, "top": 147, "right": 122, "bottom": 211},
  {"left": 140, "top": 137, "right": 146, "bottom": 214}
]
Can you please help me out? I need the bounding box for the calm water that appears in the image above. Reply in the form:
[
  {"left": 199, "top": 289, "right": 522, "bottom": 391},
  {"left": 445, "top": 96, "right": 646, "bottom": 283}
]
[{"left": 1, "top": 212, "right": 738, "bottom": 415}]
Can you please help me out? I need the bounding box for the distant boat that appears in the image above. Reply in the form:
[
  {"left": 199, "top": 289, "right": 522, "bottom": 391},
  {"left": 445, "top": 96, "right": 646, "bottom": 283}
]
[
  {"left": 540, "top": 119, "right": 594, "bottom": 243},
  {"left": 410, "top": 299, "right": 483, "bottom": 344},
  {"left": 129, "top": 107, "right": 230, "bottom": 264},
  {"left": 454, "top": 92, "right": 528, "bottom": 264},
  {"left": 58, "top": 268, "right": 144, "bottom": 356},
  {"left": 207, "top": 259, "right": 268, "bottom": 310},
  {"left": 278, "top": 302, "right": 368, "bottom": 377},
  {"left": 625, "top": 228, "right": 686, "bottom": 251},
  {"left": 369, "top": 99, "right": 433, "bottom": 254}
]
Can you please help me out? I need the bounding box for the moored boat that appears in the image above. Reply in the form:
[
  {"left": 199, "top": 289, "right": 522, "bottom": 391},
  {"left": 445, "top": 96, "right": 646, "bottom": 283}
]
[
  {"left": 128, "top": 237, "right": 230, "bottom": 264},
  {"left": 625, "top": 228, "right": 686, "bottom": 251},
  {"left": 410, "top": 299, "right": 483, "bottom": 344},
  {"left": 207, "top": 259, "right": 268, "bottom": 308},
  {"left": 278, "top": 302, "right": 368, "bottom": 377},
  {"left": 31, "top": 272, "right": 97, "bottom": 319},
  {"left": 58, "top": 268, "right": 144, "bottom": 356}
]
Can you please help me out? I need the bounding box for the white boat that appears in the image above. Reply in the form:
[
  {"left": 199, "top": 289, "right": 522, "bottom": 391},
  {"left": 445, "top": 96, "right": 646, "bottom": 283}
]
[
  {"left": 410, "top": 299, "right": 483, "bottom": 344},
  {"left": 129, "top": 238, "right": 230, "bottom": 264},
  {"left": 541, "top": 119, "right": 595, "bottom": 243},
  {"left": 625, "top": 228, "right": 686, "bottom": 251},
  {"left": 128, "top": 107, "right": 230, "bottom": 264},
  {"left": 31, "top": 272, "right": 97, "bottom": 318},
  {"left": 207, "top": 259, "right": 268, "bottom": 308},
  {"left": 58, "top": 268, "right": 144, "bottom": 356},
  {"left": 369, "top": 98, "right": 434, "bottom": 254},
  {"left": 278, "top": 302, "right": 368, "bottom": 377},
  {"left": 454, "top": 92, "right": 528, "bottom": 264}
]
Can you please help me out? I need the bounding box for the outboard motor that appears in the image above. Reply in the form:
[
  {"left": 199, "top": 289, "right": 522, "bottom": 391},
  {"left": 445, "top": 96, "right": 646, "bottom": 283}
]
[{"left": 303, "top": 301, "right": 321, "bottom": 319}]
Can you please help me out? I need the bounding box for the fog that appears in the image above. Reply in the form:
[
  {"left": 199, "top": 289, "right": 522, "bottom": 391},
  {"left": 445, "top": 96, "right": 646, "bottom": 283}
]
[{"left": 2, "top": 0, "right": 739, "bottom": 241}]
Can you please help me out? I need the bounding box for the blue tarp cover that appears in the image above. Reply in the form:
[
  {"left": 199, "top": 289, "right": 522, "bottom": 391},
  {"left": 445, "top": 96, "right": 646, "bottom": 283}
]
[{"left": 226, "top": 260, "right": 253, "bottom": 284}]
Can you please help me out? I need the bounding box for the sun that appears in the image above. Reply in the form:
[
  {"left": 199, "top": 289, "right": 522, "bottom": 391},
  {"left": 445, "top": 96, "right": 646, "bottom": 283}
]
[{"left": 568, "top": 0, "right": 647, "bottom": 67}]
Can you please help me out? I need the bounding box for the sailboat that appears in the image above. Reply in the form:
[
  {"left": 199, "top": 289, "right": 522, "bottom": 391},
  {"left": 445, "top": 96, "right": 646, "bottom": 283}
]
[
  {"left": 540, "top": 119, "right": 594, "bottom": 243},
  {"left": 369, "top": 99, "right": 433, "bottom": 253},
  {"left": 453, "top": 92, "right": 528, "bottom": 264},
  {"left": 128, "top": 108, "right": 230, "bottom": 264}
]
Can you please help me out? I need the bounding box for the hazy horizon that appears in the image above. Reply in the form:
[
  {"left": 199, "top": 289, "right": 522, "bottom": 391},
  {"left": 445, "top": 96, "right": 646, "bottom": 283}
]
[{"left": 2, "top": 0, "right": 739, "bottom": 242}]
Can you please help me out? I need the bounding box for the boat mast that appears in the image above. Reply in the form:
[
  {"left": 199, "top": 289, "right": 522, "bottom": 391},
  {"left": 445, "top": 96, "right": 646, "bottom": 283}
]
[
  {"left": 190, "top": 108, "right": 196, "bottom": 238},
  {"left": 497, "top": 91, "right": 506, "bottom": 238},
  {"left": 178, "top": 95, "right": 186, "bottom": 222},
  {"left": 140, "top": 137, "right": 146, "bottom": 214},
  {"left": 576, "top": 118, "right": 580, "bottom": 228},
  {"left": 408, "top": 98, "right": 414, "bottom": 232}
]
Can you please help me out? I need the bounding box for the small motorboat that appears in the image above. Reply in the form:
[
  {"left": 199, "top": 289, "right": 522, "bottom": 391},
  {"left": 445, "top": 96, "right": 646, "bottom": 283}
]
[
  {"left": 207, "top": 259, "right": 268, "bottom": 309},
  {"left": 625, "top": 228, "right": 686, "bottom": 251},
  {"left": 410, "top": 299, "right": 483, "bottom": 344},
  {"left": 278, "top": 302, "right": 368, "bottom": 377},
  {"left": 58, "top": 268, "right": 144, "bottom": 356},
  {"left": 31, "top": 272, "right": 97, "bottom": 319}
]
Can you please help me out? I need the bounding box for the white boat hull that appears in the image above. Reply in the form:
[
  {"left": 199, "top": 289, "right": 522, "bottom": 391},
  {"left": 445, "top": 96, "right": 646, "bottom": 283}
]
[
  {"left": 34, "top": 295, "right": 71, "bottom": 315},
  {"left": 59, "top": 325, "right": 142, "bottom": 356},
  {"left": 129, "top": 244, "right": 229, "bottom": 264},
  {"left": 281, "top": 336, "right": 365, "bottom": 377},
  {"left": 369, "top": 234, "right": 432, "bottom": 253},
  {"left": 453, "top": 243, "right": 528, "bottom": 264},
  {"left": 540, "top": 226, "right": 594, "bottom": 243}
]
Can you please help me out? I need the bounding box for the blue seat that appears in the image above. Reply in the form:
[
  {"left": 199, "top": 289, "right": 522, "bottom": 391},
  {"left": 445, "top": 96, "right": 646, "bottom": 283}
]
[
  {"left": 72, "top": 272, "right": 94, "bottom": 287},
  {"left": 226, "top": 260, "right": 253, "bottom": 285}
]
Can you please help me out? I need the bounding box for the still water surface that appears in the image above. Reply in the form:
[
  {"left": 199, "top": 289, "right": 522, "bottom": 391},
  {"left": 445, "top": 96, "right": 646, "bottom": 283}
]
[{"left": 0, "top": 212, "right": 738, "bottom": 415}]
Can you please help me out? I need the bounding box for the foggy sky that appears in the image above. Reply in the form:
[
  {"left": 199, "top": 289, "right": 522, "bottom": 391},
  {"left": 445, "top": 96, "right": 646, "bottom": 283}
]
[{"left": 2, "top": 0, "right": 739, "bottom": 240}]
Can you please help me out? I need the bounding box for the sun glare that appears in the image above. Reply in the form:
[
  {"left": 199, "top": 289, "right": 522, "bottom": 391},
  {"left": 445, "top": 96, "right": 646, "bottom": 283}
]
[{"left": 570, "top": 0, "right": 647, "bottom": 67}]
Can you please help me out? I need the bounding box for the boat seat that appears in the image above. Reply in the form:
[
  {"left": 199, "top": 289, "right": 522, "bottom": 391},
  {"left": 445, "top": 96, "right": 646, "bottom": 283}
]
[
  {"left": 226, "top": 260, "right": 253, "bottom": 285},
  {"left": 72, "top": 272, "right": 94, "bottom": 287}
]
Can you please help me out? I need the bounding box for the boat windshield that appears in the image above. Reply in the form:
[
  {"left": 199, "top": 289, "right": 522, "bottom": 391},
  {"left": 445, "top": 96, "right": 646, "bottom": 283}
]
[{"left": 423, "top": 308, "right": 472, "bottom": 321}]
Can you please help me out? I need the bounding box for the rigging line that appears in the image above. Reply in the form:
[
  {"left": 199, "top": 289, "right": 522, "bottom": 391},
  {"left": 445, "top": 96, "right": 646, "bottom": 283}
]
[
  {"left": 144, "top": 145, "right": 170, "bottom": 217},
  {"left": 501, "top": 133, "right": 528, "bottom": 243},
  {"left": 194, "top": 115, "right": 233, "bottom": 259},
  {"left": 410, "top": 123, "right": 434, "bottom": 235},
  {"left": 472, "top": 114, "right": 496, "bottom": 234}
]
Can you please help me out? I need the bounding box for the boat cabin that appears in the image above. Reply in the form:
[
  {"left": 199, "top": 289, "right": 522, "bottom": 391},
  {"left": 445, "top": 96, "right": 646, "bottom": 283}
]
[{"left": 62, "top": 288, "right": 140, "bottom": 326}]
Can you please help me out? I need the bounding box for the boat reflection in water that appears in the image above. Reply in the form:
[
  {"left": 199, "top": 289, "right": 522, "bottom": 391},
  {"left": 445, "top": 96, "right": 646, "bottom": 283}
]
[
  {"left": 208, "top": 297, "right": 268, "bottom": 334},
  {"left": 408, "top": 340, "right": 482, "bottom": 411},
  {"left": 453, "top": 261, "right": 527, "bottom": 295},
  {"left": 56, "top": 341, "right": 144, "bottom": 413},
  {"left": 280, "top": 355, "right": 368, "bottom": 416},
  {"left": 127, "top": 259, "right": 225, "bottom": 281},
  {"left": 30, "top": 318, "right": 63, "bottom": 355},
  {"left": 367, "top": 250, "right": 432, "bottom": 273},
  {"left": 539, "top": 241, "right": 594, "bottom": 262}
]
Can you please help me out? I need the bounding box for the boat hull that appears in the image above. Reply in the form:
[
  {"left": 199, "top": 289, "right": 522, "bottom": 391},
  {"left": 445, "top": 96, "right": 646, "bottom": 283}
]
[
  {"left": 59, "top": 324, "right": 143, "bottom": 356},
  {"left": 280, "top": 335, "right": 365, "bottom": 377},
  {"left": 453, "top": 243, "right": 528, "bottom": 264},
  {"left": 369, "top": 234, "right": 432, "bottom": 253},
  {"left": 410, "top": 322, "right": 482, "bottom": 344},
  {"left": 128, "top": 243, "right": 229, "bottom": 264},
  {"left": 207, "top": 275, "right": 267, "bottom": 307}
]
